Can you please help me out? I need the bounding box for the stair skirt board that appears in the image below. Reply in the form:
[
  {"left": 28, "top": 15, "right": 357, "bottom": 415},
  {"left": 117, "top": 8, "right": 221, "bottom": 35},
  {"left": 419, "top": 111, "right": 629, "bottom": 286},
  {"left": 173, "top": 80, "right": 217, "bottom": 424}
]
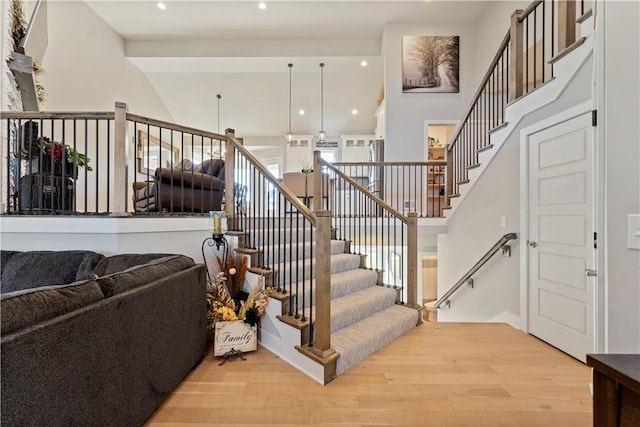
[{"left": 332, "top": 304, "right": 419, "bottom": 375}]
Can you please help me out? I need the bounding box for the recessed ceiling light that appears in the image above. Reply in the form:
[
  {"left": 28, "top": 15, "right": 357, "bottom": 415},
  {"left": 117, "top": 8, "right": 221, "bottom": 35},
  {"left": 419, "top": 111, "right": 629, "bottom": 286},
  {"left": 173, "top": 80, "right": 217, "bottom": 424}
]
[
  {"left": 157, "top": 2, "right": 166, "bottom": 10},
  {"left": 352, "top": 109, "right": 358, "bottom": 115},
  {"left": 360, "top": 60, "right": 368, "bottom": 67},
  {"left": 258, "top": 2, "right": 267, "bottom": 10},
  {"left": 298, "top": 109, "right": 305, "bottom": 115}
]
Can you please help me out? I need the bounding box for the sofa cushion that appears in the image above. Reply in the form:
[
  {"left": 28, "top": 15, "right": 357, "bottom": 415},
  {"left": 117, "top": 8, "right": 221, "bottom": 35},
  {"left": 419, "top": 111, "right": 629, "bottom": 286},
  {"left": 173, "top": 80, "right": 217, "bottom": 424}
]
[
  {"left": 91, "top": 253, "right": 176, "bottom": 277},
  {"left": 1, "top": 280, "right": 104, "bottom": 336},
  {"left": 96, "top": 255, "right": 195, "bottom": 298},
  {"left": 1, "top": 250, "right": 104, "bottom": 294}
]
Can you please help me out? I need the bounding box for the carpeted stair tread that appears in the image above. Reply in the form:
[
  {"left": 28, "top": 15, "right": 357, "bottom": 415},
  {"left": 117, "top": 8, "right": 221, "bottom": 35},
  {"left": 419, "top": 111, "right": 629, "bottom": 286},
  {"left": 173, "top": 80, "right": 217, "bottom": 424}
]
[
  {"left": 331, "top": 304, "right": 419, "bottom": 375},
  {"left": 304, "top": 285, "right": 398, "bottom": 332},
  {"left": 278, "top": 253, "right": 361, "bottom": 285},
  {"left": 260, "top": 240, "right": 345, "bottom": 264},
  {"left": 287, "top": 268, "right": 379, "bottom": 307}
]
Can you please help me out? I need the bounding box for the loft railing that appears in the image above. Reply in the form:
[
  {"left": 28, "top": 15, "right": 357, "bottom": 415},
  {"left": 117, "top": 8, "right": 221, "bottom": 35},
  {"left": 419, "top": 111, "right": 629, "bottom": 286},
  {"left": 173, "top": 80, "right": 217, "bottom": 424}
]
[
  {"left": 1, "top": 103, "right": 231, "bottom": 216},
  {"left": 446, "top": 0, "right": 591, "bottom": 202},
  {"left": 331, "top": 161, "right": 447, "bottom": 218},
  {"left": 126, "top": 112, "right": 227, "bottom": 215},
  {"left": 316, "top": 153, "right": 419, "bottom": 308},
  {"left": 2, "top": 111, "right": 115, "bottom": 214},
  {"left": 433, "top": 233, "right": 518, "bottom": 309}
]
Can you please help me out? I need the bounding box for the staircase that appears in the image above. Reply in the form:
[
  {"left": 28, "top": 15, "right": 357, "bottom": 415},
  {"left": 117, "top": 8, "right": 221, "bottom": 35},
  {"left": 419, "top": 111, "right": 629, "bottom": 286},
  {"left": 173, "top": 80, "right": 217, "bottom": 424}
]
[{"left": 239, "top": 224, "right": 419, "bottom": 381}]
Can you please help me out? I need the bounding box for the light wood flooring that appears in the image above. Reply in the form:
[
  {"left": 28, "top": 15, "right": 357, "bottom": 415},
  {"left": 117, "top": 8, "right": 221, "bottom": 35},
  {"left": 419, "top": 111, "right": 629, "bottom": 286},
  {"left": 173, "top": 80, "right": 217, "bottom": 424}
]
[{"left": 145, "top": 322, "right": 592, "bottom": 426}]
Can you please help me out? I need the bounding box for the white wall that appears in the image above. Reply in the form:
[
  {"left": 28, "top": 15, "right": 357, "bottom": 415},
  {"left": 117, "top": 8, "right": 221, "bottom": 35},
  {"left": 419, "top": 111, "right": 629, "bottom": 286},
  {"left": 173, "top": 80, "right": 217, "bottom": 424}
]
[
  {"left": 437, "top": 49, "right": 594, "bottom": 324},
  {"left": 473, "top": 1, "right": 530, "bottom": 89},
  {"left": 0, "top": 216, "right": 210, "bottom": 262},
  {"left": 381, "top": 23, "right": 477, "bottom": 162},
  {"left": 601, "top": 0, "right": 640, "bottom": 352},
  {"left": 39, "top": 1, "right": 172, "bottom": 119}
]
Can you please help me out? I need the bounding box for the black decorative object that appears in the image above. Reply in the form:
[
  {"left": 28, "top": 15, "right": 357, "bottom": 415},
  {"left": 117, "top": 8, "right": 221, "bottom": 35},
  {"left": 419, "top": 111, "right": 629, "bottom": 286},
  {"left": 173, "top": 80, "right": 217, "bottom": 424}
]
[
  {"left": 19, "top": 174, "right": 74, "bottom": 212},
  {"left": 201, "top": 233, "right": 228, "bottom": 284}
]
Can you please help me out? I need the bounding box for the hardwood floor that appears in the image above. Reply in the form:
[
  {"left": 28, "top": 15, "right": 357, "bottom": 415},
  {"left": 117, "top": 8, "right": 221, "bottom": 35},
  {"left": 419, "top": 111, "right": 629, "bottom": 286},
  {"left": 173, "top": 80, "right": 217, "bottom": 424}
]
[{"left": 145, "top": 322, "right": 592, "bottom": 426}]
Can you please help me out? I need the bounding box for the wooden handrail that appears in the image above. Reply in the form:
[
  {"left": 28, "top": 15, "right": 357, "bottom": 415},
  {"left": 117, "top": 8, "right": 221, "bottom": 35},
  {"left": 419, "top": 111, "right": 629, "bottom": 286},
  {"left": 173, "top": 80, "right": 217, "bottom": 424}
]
[
  {"left": 226, "top": 135, "right": 315, "bottom": 225},
  {"left": 447, "top": 30, "right": 511, "bottom": 153},
  {"left": 517, "top": 0, "right": 544, "bottom": 22},
  {"left": 0, "top": 111, "right": 115, "bottom": 120},
  {"left": 321, "top": 159, "right": 408, "bottom": 224},
  {"left": 333, "top": 161, "right": 446, "bottom": 167},
  {"left": 126, "top": 113, "right": 226, "bottom": 141}
]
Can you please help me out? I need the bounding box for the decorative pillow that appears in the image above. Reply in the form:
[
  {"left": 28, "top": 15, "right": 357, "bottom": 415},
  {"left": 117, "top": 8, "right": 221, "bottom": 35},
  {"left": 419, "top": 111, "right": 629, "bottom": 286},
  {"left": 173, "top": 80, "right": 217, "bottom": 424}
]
[
  {"left": 91, "top": 253, "right": 176, "bottom": 277},
  {"left": 96, "top": 255, "right": 195, "bottom": 298},
  {"left": 1, "top": 251, "right": 104, "bottom": 294},
  {"left": 1, "top": 280, "right": 104, "bottom": 336}
]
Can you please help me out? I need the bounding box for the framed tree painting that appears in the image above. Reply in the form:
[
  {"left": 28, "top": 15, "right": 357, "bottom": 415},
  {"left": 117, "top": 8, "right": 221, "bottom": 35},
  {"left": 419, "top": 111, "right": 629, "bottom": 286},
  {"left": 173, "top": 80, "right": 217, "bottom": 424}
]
[{"left": 402, "top": 35, "right": 460, "bottom": 93}]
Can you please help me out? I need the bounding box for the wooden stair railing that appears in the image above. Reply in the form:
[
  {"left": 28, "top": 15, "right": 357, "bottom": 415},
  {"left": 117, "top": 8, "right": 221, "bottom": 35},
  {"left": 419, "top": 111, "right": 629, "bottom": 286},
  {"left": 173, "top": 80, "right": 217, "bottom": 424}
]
[
  {"left": 224, "top": 134, "right": 337, "bottom": 379},
  {"left": 316, "top": 152, "right": 420, "bottom": 317},
  {"left": 446, "top": 0, "right": 591, "bottom": 206}
]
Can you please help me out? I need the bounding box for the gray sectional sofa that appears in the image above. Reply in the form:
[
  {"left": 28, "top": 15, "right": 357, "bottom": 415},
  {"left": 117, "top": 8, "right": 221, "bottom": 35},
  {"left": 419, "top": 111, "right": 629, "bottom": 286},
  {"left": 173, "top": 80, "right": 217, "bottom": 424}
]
[{"left": 0, "top": 250, "right": 207, "bottom": 426}]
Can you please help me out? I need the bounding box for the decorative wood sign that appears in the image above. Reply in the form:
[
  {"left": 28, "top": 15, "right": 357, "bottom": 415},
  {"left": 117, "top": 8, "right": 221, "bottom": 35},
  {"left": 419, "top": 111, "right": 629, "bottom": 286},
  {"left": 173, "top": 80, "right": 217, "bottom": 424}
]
[{"left": 213, "top": 320, "right": 258, "bottom": 356}]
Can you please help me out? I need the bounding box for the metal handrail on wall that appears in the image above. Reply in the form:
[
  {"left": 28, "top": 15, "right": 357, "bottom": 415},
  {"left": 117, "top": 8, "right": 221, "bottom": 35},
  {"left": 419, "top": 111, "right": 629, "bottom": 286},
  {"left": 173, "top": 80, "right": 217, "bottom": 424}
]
[{"left": 433, "top": 232, "right": 518, "bottom": 309}]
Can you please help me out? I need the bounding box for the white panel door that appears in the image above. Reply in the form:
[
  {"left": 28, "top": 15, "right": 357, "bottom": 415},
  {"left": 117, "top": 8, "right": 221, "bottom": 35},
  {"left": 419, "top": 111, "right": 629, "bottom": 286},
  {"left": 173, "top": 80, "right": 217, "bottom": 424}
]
[{"left": 528, "top": 113, "right": 595, "bottom": 362}]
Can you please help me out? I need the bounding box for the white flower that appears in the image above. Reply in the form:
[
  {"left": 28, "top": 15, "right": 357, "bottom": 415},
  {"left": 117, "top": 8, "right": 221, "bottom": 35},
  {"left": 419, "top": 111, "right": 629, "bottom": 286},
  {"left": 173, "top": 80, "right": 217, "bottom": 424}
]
[{"left": 229, "top": 268, "right": 237, "bottom": 275}]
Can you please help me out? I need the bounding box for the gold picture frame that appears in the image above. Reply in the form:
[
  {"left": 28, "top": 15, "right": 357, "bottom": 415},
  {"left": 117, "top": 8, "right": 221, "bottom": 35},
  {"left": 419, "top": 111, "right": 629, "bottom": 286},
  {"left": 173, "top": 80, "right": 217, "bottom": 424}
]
[{"left": 136, "top": 130, "right": 180, "bottom": 175}]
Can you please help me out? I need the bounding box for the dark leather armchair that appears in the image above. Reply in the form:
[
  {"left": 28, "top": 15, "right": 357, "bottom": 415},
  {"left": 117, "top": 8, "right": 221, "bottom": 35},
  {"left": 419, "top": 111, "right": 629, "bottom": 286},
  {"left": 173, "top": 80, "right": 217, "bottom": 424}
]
[{"left": 133, "top": 159, "right": 225, "bottom": 213}]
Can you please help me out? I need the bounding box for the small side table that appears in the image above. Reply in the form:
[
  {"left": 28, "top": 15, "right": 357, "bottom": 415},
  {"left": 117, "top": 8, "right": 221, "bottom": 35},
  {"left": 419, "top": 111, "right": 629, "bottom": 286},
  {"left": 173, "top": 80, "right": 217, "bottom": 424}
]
[
  {"left": 586, "top": 353, "right": 640, "bottom": 427},
  {"left": 201, "top": 233, "right": 228, "bottom": 283}
]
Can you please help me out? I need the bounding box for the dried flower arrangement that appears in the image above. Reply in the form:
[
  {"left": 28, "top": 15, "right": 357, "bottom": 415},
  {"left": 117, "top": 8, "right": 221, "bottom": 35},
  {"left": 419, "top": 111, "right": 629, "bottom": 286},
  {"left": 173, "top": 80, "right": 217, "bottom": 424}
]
[
  {"left": 9, "top": 0, "right": 27, "bottom": 52},
  {"left": 206, "top": 252, "right": 273, "bottom": 334}
]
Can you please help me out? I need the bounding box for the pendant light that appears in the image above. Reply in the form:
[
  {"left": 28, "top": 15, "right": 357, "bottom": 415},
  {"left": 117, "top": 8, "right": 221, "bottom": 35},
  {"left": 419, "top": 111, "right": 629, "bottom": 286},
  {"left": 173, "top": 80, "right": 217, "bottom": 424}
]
[
  {"left": 285, "top": 63, "right": 293, "bottom": 143},
  {"left": 318, "top": 62, "right": 326, "bottom": 142}
]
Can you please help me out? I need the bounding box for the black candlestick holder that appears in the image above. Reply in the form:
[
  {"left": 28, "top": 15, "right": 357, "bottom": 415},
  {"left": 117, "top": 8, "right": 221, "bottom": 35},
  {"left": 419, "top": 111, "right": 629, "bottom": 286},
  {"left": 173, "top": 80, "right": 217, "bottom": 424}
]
[{"left": 202, "top": 233, "right": 228, "bottom": 284}]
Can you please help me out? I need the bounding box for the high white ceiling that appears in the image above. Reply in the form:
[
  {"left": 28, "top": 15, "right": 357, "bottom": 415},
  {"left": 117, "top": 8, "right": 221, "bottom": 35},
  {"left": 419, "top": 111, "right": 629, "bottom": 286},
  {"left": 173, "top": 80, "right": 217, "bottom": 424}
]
[{"left": 84, "top": 0, "right": 494, "bottom": 139}]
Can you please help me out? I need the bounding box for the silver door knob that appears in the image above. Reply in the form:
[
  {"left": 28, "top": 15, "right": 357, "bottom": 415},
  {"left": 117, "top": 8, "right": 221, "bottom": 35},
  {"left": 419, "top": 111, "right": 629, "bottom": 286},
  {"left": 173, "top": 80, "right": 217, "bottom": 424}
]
[
  {"left": 585, "top": 269, "right": 597, "bottom": 277},
  {"left": 527, "top": 240, "right": 538, "bottom": 248}
]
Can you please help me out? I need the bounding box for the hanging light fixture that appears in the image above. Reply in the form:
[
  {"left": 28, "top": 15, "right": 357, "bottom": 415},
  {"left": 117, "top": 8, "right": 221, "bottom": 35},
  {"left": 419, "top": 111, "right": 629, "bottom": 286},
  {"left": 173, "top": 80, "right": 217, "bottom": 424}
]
[
  {"left": 216, "top": 94, "right": 222, "bottom": 133},
  {"left": 285, "top": 63, "right": 293, "bottom": 143},
  {"left": 318, "top": 62, "right": 326, "bottom": 142}
]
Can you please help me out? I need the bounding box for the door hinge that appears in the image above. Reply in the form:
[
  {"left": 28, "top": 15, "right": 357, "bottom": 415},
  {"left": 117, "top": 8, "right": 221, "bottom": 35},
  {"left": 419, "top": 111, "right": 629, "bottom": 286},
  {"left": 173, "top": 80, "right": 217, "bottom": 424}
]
[
  {"left": 592, "top": 110, "right": 597, "bottom": 126},
  {"left": 594, "top": 231, "right": 597, "bottom": 249}
]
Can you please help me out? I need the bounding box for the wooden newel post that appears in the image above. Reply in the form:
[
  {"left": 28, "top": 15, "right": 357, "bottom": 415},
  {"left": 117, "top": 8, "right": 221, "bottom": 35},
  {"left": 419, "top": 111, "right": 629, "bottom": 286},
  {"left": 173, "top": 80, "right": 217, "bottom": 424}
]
[
  {"left": 310, "top": 210, "right": 335, "bottom": 358},
  {"left": 406, "top": 212, "right": 418, "bottom": 311},
  {"left": 406, "top": 212, "right": 422, "bottom": 325},
  {"left": 111, "top": 102, "right": 130, "bottom": 216},
  {"left": 445, "top": 146, "right": 453, "bottom": 206},
  {"left": 558, "top": 0, "right": 576, "bottom": 51},
  {"left": 313, "top": 150, "right": 322, "bottom": 211},
  {"left": 224, "top": 129, "right": 236, "bottom": 230},
  {"left": 509, "top": 9, "right": 524, "bottom": 102}
]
